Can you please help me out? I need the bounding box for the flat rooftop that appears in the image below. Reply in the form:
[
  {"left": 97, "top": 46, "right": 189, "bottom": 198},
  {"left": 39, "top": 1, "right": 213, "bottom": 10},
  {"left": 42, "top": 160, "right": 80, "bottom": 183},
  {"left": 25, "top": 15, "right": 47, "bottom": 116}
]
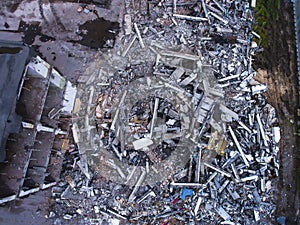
[{"left": 0, "top": 41, "right": 29, "bottom": 161}]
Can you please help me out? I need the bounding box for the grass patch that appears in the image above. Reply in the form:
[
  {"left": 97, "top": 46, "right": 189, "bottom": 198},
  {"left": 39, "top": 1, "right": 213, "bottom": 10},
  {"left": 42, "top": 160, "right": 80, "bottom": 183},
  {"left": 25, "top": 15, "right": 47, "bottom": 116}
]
[
  {"left": 253, "top": 0, "right": 279, "bottom": 47},
  {"left": 252, "top": 0, "right": 280, "bottom": 69}
]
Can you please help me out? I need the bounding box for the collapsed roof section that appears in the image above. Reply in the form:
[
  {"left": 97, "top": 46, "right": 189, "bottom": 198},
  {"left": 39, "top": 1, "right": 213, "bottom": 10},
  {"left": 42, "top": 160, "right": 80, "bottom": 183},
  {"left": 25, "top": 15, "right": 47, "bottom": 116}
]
[{"left": 0, "top": 42, "right": 77, "bottom": 205}]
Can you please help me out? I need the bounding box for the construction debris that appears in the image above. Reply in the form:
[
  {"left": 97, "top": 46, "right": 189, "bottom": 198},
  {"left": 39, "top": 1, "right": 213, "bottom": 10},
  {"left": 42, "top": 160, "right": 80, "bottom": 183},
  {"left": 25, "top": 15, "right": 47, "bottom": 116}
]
[{"left": 51, "top": 0, "right": 280, "bottom": 224}]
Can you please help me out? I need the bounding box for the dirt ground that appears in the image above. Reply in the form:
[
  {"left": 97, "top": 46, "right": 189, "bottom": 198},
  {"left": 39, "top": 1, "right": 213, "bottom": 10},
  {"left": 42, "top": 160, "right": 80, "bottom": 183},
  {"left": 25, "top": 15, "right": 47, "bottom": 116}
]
[{"left": 254, "top": 1, "right": 300, "bottom": 224}]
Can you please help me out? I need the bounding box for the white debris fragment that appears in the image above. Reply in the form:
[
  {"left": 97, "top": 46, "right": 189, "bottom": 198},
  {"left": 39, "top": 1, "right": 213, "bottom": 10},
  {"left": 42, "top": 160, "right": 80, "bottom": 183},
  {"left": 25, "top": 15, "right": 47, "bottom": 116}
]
[{"left": 132, "top": 138, "right": 153, "bottom": 150}]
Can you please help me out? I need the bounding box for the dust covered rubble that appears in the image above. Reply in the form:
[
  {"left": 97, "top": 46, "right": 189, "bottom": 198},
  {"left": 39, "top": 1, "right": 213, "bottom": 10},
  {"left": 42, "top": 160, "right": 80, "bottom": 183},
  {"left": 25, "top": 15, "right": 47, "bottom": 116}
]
[{"left": 50, "top": 1, "right": 280, "bottom": 224}]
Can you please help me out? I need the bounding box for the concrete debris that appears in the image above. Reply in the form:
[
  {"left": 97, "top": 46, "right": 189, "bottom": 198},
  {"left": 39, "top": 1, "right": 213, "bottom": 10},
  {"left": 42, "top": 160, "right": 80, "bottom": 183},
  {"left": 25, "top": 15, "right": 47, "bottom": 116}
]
[
  {"left": 51, "top": 0, "right": 281, "bottom": 224},
  {"left": 132, "top": 138, "right": 153, "bottom": 150}
]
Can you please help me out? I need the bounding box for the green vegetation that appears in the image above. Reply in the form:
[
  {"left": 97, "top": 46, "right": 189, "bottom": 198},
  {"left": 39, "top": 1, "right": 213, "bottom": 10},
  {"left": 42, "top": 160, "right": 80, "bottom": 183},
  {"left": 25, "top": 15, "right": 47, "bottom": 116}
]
[{"left": 252, "top": 0, "right": 279, "bottom": 47}]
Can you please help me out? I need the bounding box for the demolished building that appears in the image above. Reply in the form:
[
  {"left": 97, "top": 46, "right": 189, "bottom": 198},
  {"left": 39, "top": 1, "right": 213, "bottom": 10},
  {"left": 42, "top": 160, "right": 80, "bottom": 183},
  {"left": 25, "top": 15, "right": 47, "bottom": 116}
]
[
  {"left": 0, "top": 0, "right": 293, "bottom": 224},
  {"left": 0, "top": 41, "right": 76, "bottom": 204},
  {"left": 58, "top": 0, "right": 282, "bottom": 224}
]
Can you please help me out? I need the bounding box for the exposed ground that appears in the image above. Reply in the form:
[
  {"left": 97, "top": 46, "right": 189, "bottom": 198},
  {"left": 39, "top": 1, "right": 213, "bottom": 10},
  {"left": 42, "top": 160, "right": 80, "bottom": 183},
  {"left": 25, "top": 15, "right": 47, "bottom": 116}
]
[{"left": 254, "top": 1, "right": 300, "bottom": 224}]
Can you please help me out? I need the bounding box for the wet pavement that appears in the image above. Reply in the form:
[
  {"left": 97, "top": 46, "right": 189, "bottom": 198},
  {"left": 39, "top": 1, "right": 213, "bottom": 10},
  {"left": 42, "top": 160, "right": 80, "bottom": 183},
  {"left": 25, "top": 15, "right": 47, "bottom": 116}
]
[
  {"left": 0, "top": 189, "right": 52, "bottom": 225},
  {"left": 0, "top": 0, "right": 123, "bottom": 83}
]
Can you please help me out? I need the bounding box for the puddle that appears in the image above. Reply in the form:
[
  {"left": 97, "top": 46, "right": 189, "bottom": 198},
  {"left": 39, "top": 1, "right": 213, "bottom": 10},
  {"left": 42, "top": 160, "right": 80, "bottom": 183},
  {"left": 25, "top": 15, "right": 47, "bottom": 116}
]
[
  {"left": 0, "top": 47, "right": 22, "bottom": 54},
  {"left": 77, "top": 18, "right": 119, "bottom": 49},
  {"left": 18, "top": 21, "right": 56, "bottom": 45}
]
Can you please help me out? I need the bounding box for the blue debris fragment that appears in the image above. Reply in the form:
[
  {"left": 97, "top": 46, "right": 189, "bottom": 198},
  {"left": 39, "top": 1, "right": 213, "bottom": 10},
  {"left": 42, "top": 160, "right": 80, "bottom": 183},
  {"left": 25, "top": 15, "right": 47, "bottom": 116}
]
[
  {"left": 277, "top": 216, "right": 286, "bottom": 225},
  {"left": 180, "top": 188, "right": 194, "bottom": 200}
]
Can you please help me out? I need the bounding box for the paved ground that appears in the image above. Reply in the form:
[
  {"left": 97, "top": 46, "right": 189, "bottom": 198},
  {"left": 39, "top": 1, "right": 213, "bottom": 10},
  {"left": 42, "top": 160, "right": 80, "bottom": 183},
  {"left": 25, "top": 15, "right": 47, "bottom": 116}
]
[
  {"left": 0, "top": 190, "right": 52, "bottom": 225},
  {"left": 0, "top": 0, "right": 123, "bottom": 83}
]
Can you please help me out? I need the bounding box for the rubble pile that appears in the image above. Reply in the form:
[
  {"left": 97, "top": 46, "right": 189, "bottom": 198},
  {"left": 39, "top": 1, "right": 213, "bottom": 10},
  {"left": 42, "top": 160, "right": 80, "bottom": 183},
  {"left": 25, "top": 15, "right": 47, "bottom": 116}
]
[{"left": 51, "top": 0, "right": 281, "bottom": 224}]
